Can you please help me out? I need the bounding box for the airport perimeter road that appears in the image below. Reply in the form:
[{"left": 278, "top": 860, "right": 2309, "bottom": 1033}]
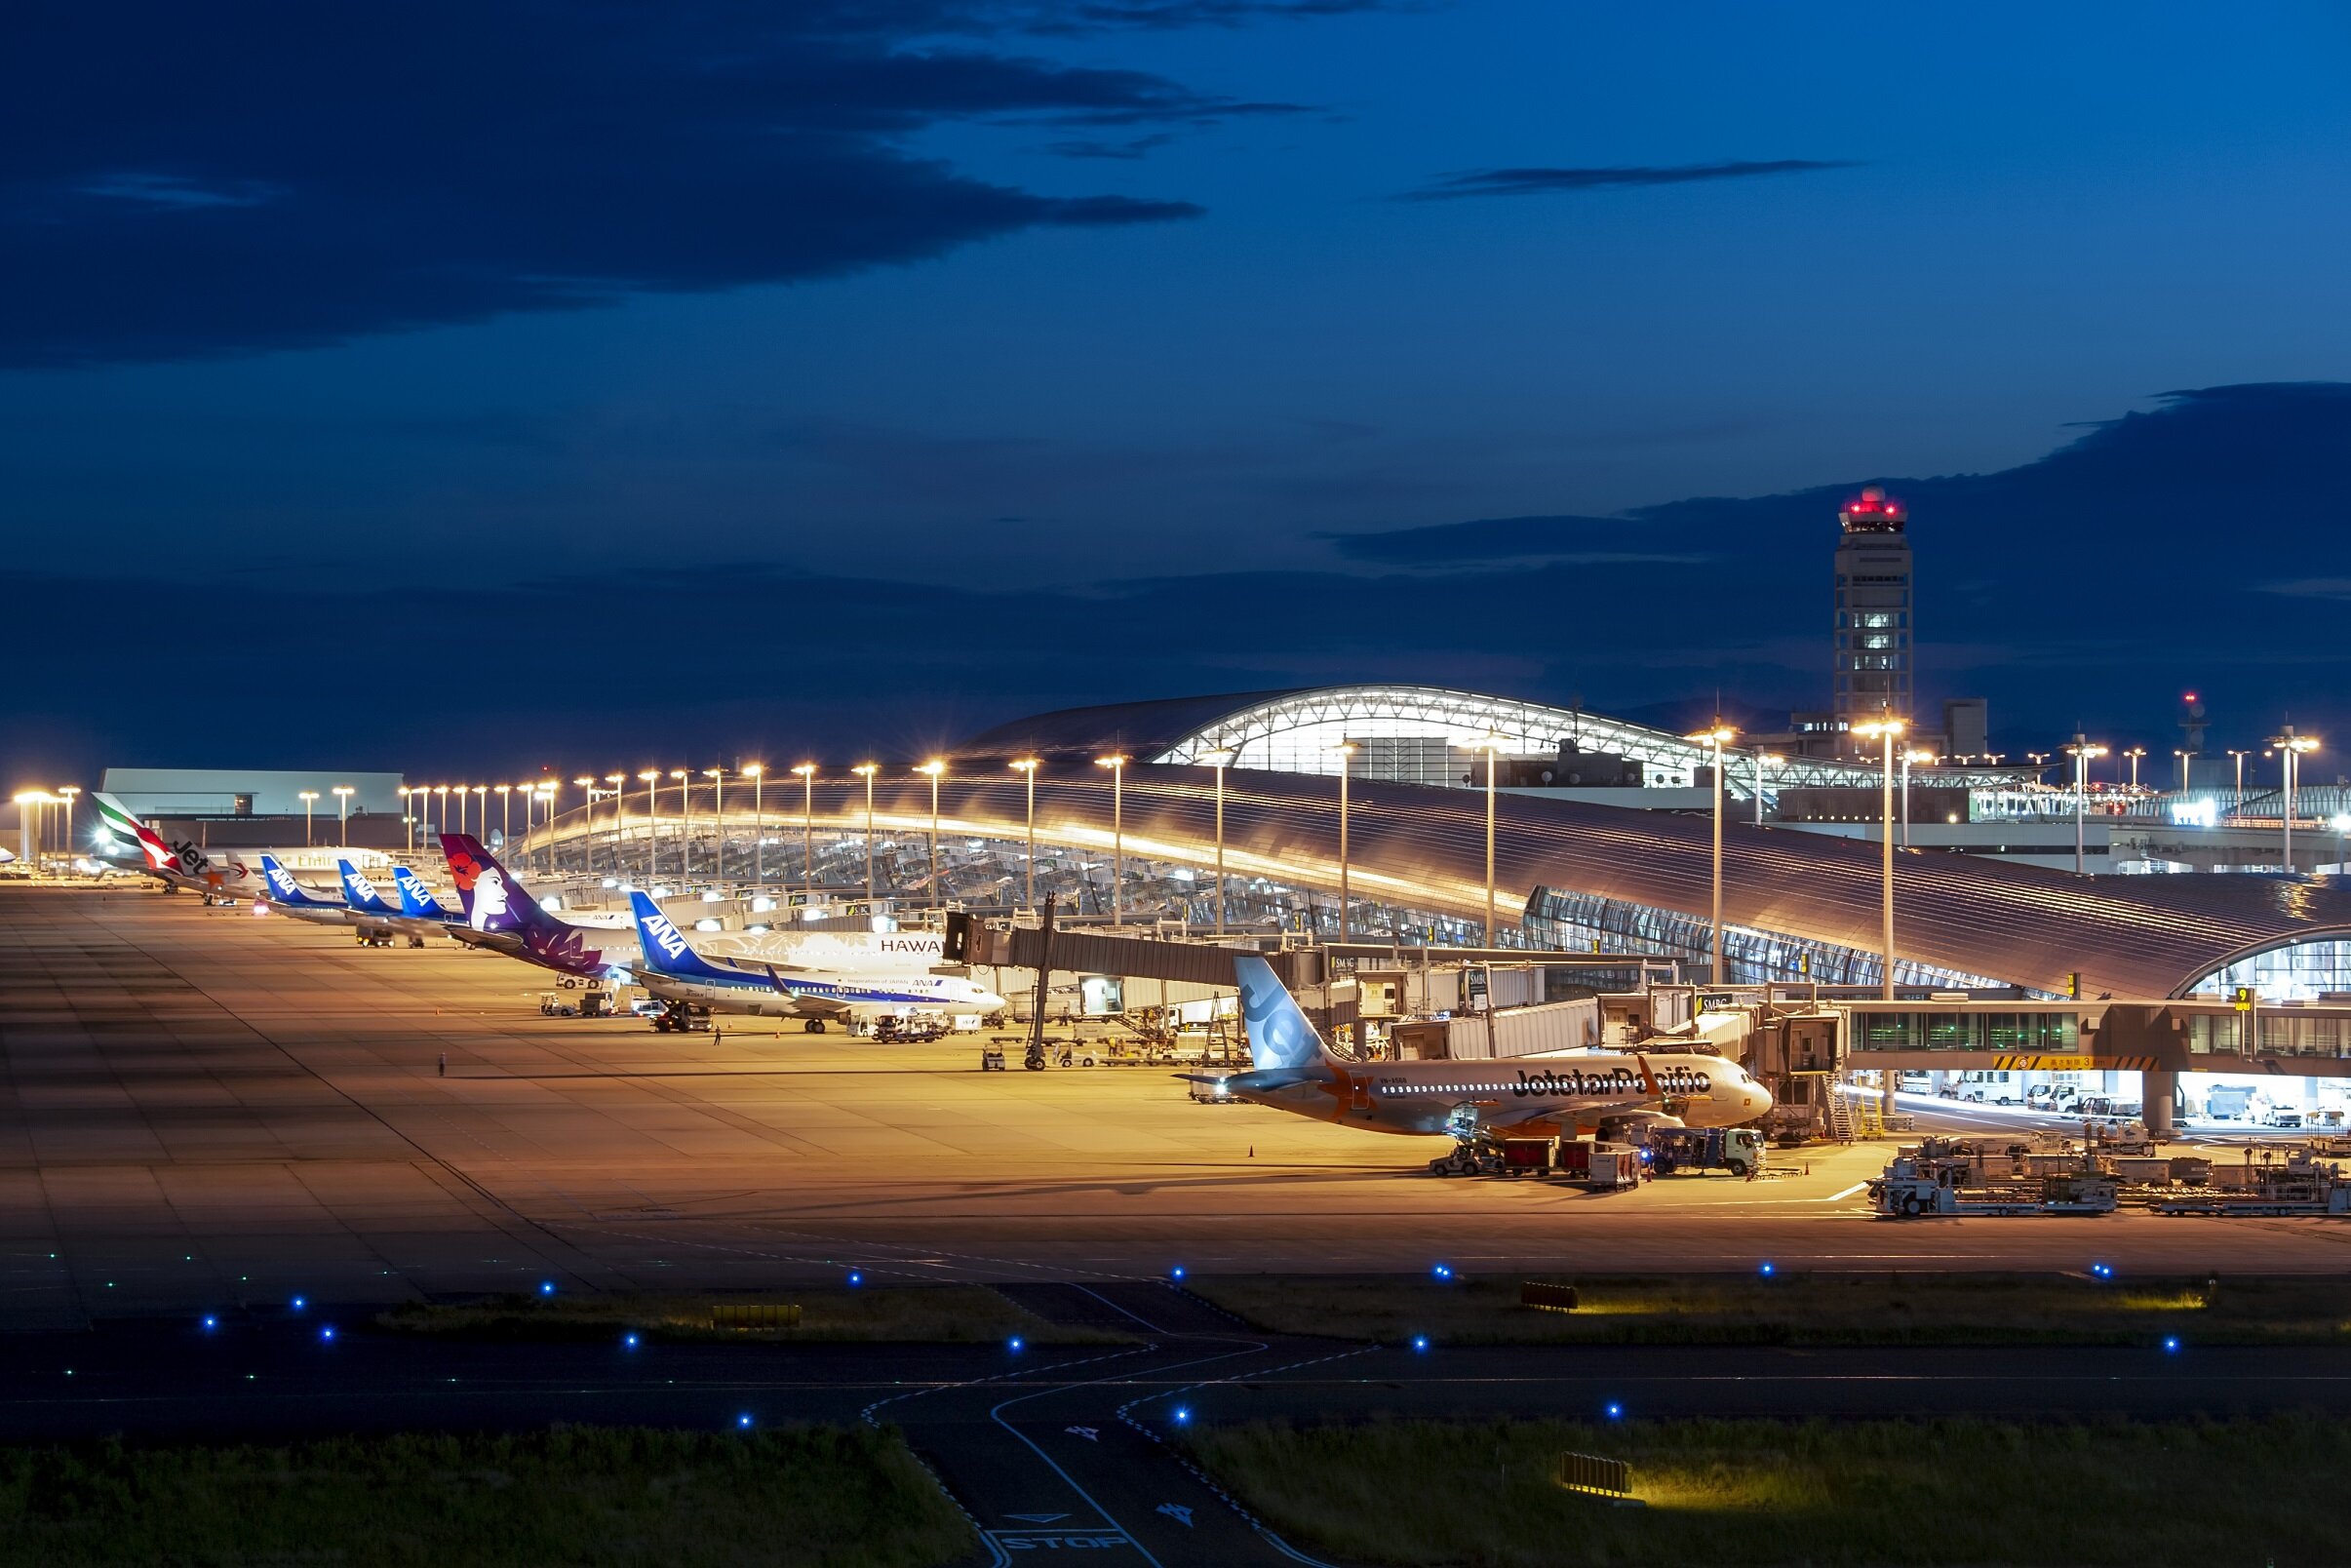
[{"left": 8, "top": 884, "right": 2351, "bottom": 1327}]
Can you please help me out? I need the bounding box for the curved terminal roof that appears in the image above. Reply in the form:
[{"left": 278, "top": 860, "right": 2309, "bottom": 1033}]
[
  {"left": 959, "top": 685, "right": 2029, "bottom": 794},
  {"left": 531, "top": 764, "right": 2351, "bottom": 999}
]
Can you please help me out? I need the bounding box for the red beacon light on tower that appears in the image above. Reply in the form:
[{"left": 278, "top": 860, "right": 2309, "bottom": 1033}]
[{"left": 1839, "top": 485, "right": 1907, "bottom": 533}]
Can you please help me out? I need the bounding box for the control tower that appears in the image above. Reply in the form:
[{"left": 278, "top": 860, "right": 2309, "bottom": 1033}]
[{"left": 1831, "top": 486, "right": 1912, "bottom": 742}]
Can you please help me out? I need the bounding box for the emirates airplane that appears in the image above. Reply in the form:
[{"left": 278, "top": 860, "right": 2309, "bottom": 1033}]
[{"left": 1192, "top": 956, "right": 1771, "bottom": 1171}]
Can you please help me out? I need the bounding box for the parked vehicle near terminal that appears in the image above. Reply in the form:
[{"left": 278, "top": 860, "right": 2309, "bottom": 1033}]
[{"left": 1646, "top": 1125, "right": 1766, "bottom": 1178}]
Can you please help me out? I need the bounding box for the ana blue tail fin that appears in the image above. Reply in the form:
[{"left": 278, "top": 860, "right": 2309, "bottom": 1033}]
[
  {"left": 629, "top": 892, "right": 745, "bottom": 982},
  {"left": 337, "top": 860, "right": 397, "bottom": 915},
  {"left": 1234, "top": 955, "right": 1329, "bottom": 1073},
  {"left": 258, "top": 854, "right": 331, "bottom": 907},
  {"left": 391, "top": 867, "right": 449, "bottom": 920}
]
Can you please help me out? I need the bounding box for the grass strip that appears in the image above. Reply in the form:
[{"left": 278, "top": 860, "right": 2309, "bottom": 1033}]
[
  {"left": 1191, "top": 1272, "right": 2351, "bottom": 1346},
  {"left": 0, "top": 1424, "right": 974, "bottom": 1568},
  {"left": 1192, "top": 1413, "right": 2351, "bottom": 1567},
  {"left": 379, "top": 1284, "right": 1127, "bottom": 1344}
]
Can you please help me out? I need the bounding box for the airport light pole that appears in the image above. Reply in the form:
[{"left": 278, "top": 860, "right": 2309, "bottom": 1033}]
[
  {"left": 2227, "top": 750, "right": 2250, "bottom": 819},
  {"left": 917, "top": 760, "right": 946, "bottom": 909},
  {"left": 59, "top": 785, "right": 78, "bottom": 858},
  {"left": 2124, "top": 746, "right": 2146, "bottom": 792},
  {"left": 573, "top": 778, "right": 598, "bottom": 875},
  {"left": 1472, "top": 733, "right": 1505, "bottom": 947},
  {"left": 1331, "top": 741, "right": 1357, "bottom": 943},
  {"left": 1203, "top": 748, "right": 1234, "bottom": 935},
  {"left": 1009, "top": 758, "right": 1039, "bottom": 912},
  {"left": 470, "top": 786, "right": 486, "bottom": 844},
  {"left": 2271, "top": 726, "right": 2319, "bottom": 872},
  {"left": 1094, "top": 755, "right": 1127, "bottom": 925},
  {"left": 742, "top": 764, "right": 764, "bottom": 885},
  {"left": 668, "top": 770, "right": 688, "bottom": 882},
  {"left": 496, "top": 784, "right": 512, "bottom": 851},
  {"left": 704, "top": 767, "right": 726, "bottom": 882},
  {"left": 2064, "top": 733, "right": 2107, "bottom": 875},
  {"left": 536, "top": 782, "right": 557, "bottom": 875},
  {"left": 398, "top": 788, "right": 414, "bottom": 855},
  {"left": 637, "top": 771, "right": 659, "bottom": 882},
  {"left": 1900, "top": 749, "right": 1936, "bottom": 848},
  {"left": 1684, "top": 723, "right": 1735, "bottom": 983},
  {"left": 2174, "top": 749, "right": 2192, "bottom": 795},
  {"left": 1854, "top": 717, "right": 1906, "bottom": 1000},
  {"left": 852, "top": 764, "right": 879, "bottom": 901},
  {"left": 603, "top": 774, "right": 625, "bottom": 878},
  {"left": 791, "top": 764, "right": 816, "bottom": 898},
  {"left": 333, "top": 786, "right": 354, "bottom": 847},
  {"left": 299, "top": 790, "right": 319, "bottom": 846},
  {"left": 433, "top": 785, "right": 449, "bottom": 840},
  {"left": 1754, "top": 753, "right": 1783, "bottom": 827}
]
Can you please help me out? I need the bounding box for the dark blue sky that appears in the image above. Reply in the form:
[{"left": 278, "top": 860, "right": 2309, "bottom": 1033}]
[{"left": 4, "top": 2, "right": 2348, "bottom": 779}]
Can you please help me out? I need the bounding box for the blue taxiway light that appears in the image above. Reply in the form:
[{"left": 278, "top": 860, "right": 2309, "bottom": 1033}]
[
  {"left": 623, "top": 1333, "right": 640, "bottom": 1350},
  {"left": 2091, "top": 1262, "right": 2115, "bottom": 1279},
  {"left": 1432, "top": 1263, "right": 1453, "bottom": 1281},
  {"left": 1171, "top": 1406, "right": 1191, "bottom": 1426},
  {"left": 1171, "top": 1266, "right": 1186, "bottom": 1281},
  {"left": 1009, "top": 1337, "right": 1024, "bottom": 1352},
  {"left": 320, "top": 1326, "right": 336, "bottom": 1342},
  {"left": 2165, "top": 1336, "right": 2182, "bottom": 1353},
  {"left": 538, "top": 1280, "right": 556, "bottom": 1296},
  {"left": 1605, "top": 1402, "right": 1624, "bottom": 1420},
  {"left": 291, "top": 1296, "right": 306, "bottom": 1311},
  {"left": 846, "top": 1271, "right": 863, "bottom": 1287},
  {"left": 737, "top": 1413, "right": 755, "bottom": 1430},
  {"left": 1760, "top": 1262, "right": 1776, "bottom": 1277},
  {"left": 201, "top": 1315, "right": 217, "bottom": 1331},
  {"left": 1412, "top": 1336, "right": 1430, "bottom": 1352}
]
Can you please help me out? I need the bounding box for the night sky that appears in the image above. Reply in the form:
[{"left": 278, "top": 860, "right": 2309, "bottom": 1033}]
[{"left": 5, "top": 2, "right": 2348, "bottom": 782}]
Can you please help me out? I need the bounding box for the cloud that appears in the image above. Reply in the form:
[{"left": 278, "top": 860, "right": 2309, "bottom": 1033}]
[
  {"left": 1038, "top": 134, "right": 1178, "bottom": 160},
  {"left": 1397, "top": 159, "right": 1857, "bottom": 201},
  {"left": 0, "top": 4, "right": 1299, "bottom": 368}
]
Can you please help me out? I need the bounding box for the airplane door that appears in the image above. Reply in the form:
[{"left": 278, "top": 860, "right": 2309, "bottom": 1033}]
[{"left": 1350, "top": 1079, "right": 1371, "bottom": 1114}]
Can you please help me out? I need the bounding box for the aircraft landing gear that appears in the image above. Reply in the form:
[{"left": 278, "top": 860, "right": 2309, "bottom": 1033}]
[{"left": 803, "top": 1018, "right": 826, "bottom": 1034}]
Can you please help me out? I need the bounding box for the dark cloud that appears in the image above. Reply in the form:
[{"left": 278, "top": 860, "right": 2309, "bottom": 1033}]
[
  {"left": 0, "top": 3, "right": 1291, "bottom": 368},
  {"left": 1038, "top": 134, "right": 1177, "bottom": 159},
  {"left": 1397, "top": 159, "right": 1857, "bottom": 201}
]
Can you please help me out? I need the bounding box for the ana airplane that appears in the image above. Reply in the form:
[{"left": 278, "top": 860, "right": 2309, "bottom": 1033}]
[
  {"left": 1195, "top": 956, "right": 1772, "bottom": 1173},
  {"left": 91, "top": 792, "right": 264, "bottom": 901},
  {"left": 256, "top": 854, "right": 394, "bottom": 930},
  {"left": 336, "top": 860, "right": 461, "bottom": 944},
  {"left": 439, "top": 833, "right": 636, "bottom": 980},
  {"left": 628, "top": 892, "right": 1002, "bottom": 1031}
]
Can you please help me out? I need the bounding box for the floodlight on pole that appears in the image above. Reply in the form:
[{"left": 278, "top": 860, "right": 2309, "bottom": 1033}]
[
  {"left": 1469, "top": 734, "right": 1508, "bottom": 946},
  {"left": 742, "top": 764, "right": 765, "bottom": 886},
  {"left": 703, "top": 767, "right": 726, "bottom": 883},
  {"left": 495, "top": 783, "right": 512, "bottom": 851},
  {"left": 851, "top": 764, "right": 879, "bottom": 900},
  {"left": 1683, "top": 723, "right": 1736, "bottom": 983},
  {"left": 2270, "top": 726, "right": 2320, "bottom": 872},
  {"left": 1009, "top": 759, "right": 1040, "bottom": 911},
  {"left": 1852, "top": 717, "right": 1907, "bottom": 999},
  {"left": 1094, "top": 755, "right": 1127, "bottom": 925},
  {"left": 2064, "top": 733, "right": 2108, "bottom": 875},
  {"left": 398, "top": 787, "right": 414, "bottom": 855},
  {"left": 1900, "top": 749, "right": 1936, "bottom": 849},
  {"left": 637, "top": 771, "right": 659, "bottom": 881},
  {"left": 433, "top": 785, "right": 449, "bottom": 837},
  {"left": 917, "top": 760, "right": 946, "bottom": 909},
  {"left": 332, "top": 786, "right": 355, "bottom": 847},
  {"left": 2226, "top": 750, "right": 2251, "bottom": 818},
  {"left": 1202, "top": 749, "right": 1234, "bottom": 935},
  {"left": 667, "top": 769, "right": 688, "bottom": 882},
  {"left": 1331, "top": 741, "right": 1358, "bottom": 943},
  {"left": 791, "top": 764, "right": 818, "bottom": 898}
]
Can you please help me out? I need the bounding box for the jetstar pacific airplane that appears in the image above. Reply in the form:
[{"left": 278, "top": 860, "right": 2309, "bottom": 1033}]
[
  {"left": 1189, "top": 956, "right": 1772, "bottom": 1171},
  {"left": 91, "top": 791, "right": 264, "bottom": 901}
]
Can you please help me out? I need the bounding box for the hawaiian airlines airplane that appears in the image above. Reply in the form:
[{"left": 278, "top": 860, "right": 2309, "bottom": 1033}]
[
  {"left": 626, "top": 892, "right": 1001, "bottom": 1031},
  {"left": 439, "top": 833, "right": 635, "bottom": 980},
  {"left": 1192, "top": 956, "right": 1771, "bottom": 1171}
]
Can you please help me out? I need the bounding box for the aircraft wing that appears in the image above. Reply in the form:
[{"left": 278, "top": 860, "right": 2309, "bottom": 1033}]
[{"left": 1481, "top": 1096, "right": 1657, "bottom": 1130}]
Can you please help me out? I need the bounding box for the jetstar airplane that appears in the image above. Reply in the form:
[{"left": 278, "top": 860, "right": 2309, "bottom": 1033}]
[
  {"left": 627, "top": 891, "right": 1002, "bottom": 1032},
  {"left": 90, "top": 791, "right": 264, "bottom": 901},
  {"left": 1191, "top": 956, "right": 1772, "bottom": 1173}
]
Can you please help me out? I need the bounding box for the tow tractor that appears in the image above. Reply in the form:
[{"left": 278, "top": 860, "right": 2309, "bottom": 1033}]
[
  {"left": 2153, "top": 1150, "right": 2351, "bottom": 1216},
  {"left": 1870, "top": 1142, "right": 2118, "bottom": 1217},
  {"left": 648, "top": 1000, "right": 711, "bottom": 1033}
]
